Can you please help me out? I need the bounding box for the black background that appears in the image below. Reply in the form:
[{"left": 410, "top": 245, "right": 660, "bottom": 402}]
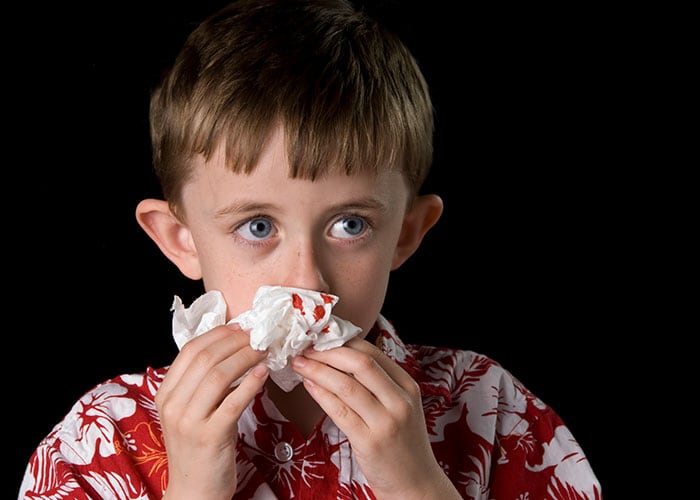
[{"left": 10, "top": 1, "right": 637, "bottom": 497}]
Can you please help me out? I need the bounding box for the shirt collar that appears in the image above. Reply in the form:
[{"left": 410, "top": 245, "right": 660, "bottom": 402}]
[{"left": 368, "top": 315, "right": 453, "bottom": 403}]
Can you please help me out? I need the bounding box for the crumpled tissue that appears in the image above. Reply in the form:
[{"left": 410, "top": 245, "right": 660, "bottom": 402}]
[{"left": 171, "top": 286, "right": 362, "bottom": 391}]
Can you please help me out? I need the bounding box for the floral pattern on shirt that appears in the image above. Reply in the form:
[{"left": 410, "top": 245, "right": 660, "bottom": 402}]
[{"left": 19, "top": 315, "right": 601, "bottom": 499}]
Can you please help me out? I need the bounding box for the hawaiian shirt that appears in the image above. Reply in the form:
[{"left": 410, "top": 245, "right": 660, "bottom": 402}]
[{"left": 18, "top": 315, "right": 601, "bottom": 499}]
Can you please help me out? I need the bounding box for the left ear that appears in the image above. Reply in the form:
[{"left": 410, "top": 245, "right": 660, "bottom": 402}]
[{"left": 391, "top": 194, "right": 443, "bottom": 270}]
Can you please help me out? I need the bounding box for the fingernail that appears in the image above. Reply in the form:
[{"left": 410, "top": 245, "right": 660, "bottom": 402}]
[
  {"left": 253, "top": 364, "right": 268, "bottom": 377},
  {"left": 292, "top": 356, "right": 306, "bottom": 368}
]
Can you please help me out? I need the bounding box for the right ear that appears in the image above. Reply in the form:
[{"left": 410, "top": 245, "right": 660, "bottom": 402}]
[{"left": 135, "top": 199, "right": 203, "bottom": 280}]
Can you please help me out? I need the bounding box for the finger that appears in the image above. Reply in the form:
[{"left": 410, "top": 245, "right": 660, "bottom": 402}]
[
  {"left": 213, "top": 362, "right": 269, "bottom": 425},
  {"left": 344, "top": 338, "right": 418, "bottom": 392},
  {"left": 299, "top": 367, "right": 369, "bottom": 433},
  {"left": 159, "top": 325, "right": 247, "bottom": 394},
  {"left": 291, "top": 354, "right": 384, "bottom": 430},
  {"left": 301, "top": 342, "right": 415, "bottom": 414},
  {"left": 170, "top": 342, "right": 268, "bottom": 421},
  {"left": 157, "top": 325, "right": 260, "bottom": 413}
]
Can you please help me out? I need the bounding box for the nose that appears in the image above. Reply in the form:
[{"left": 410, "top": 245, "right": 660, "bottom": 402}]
[{"left": 281, "top": 240, "right": 330, "bottom": 293}]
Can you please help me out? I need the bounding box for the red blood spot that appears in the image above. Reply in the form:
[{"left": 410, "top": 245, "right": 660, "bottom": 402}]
[
  {"left": 292, "top": 293, "right": 304, "bottom": 314},
  {"left": 321, "top": 293, "right": 334, "bottom": 304},
  {"left": 313, "top": 304, "right": 326, "bottom": 322}
]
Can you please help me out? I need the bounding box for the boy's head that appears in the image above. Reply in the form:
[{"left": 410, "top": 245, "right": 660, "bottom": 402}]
[
  {"left": 137, "top": 0, "right": 442, "bottom": 336},
  {"left": 149, "top": 0, "right": 434, "bottom": 218}
]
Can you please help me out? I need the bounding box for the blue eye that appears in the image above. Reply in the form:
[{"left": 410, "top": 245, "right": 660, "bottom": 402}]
[
  {"left": 330, "top": 216, "right": 365, "bottom": 239},
  {"left": 237, "top": 217, "right": 274, "bottom": 240}
]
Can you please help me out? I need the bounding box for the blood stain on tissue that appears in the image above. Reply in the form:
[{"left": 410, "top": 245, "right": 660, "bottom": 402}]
[
  {"left": 313, "top": 304, "right": 327, "bottom": 322},
  {"left": 292, "top": 293, "right": 304, "bottom": 314}
]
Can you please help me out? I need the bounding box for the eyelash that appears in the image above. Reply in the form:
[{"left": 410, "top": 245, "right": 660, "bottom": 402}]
[
  {"left": 332, "top": 212, "right": 375, "bottom": 245},
  {"left": 231, "top": 214, "right": 275, "bottom": 248},
  {"left": 230, "top": 212, "right": 375, "bottom": 247}
]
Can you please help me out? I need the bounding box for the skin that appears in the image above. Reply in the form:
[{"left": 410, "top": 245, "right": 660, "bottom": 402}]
[{"left": 136, "top": 126, "right": 458, "bottom": 499}]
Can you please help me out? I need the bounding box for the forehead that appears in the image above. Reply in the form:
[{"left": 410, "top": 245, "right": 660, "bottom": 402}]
[{"left": 181, "top": 132, "right": 410, "bottom": 216}]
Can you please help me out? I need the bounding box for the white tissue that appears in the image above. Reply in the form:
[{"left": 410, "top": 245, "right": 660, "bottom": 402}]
[
  {"left": 171, "top": 286, "right": 362, "bottom": 391},
  {"left": 171, "top": 291, "right": 228, "bottom": 350}
]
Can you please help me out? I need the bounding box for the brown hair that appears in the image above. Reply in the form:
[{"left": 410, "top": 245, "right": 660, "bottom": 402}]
[{"left": 150, "top": 0, "right": 434, "bottom": 216}]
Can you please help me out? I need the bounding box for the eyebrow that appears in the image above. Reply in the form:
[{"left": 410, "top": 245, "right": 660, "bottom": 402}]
[{"left": 213, "top": 197, "right": 390, "bottom": 219}]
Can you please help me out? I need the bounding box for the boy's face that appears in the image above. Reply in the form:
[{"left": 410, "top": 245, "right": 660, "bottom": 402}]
[{"left": 178, "top": 127, "right": 412, "bottom": 336}]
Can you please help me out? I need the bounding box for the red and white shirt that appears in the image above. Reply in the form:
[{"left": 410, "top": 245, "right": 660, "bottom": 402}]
[{"left": 19, "top": 316, "right": 601, "bottom": 499}]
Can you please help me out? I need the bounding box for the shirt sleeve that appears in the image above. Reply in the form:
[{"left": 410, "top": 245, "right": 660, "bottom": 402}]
[
  {"left": 410, "top": 344, "right": 602, "bottom": 499},
  {"left": 488, "top": 403, "right": 602, "bottom": 498},
  {"left": 18, "top": 371, "right": 167, "bottom": 499}
]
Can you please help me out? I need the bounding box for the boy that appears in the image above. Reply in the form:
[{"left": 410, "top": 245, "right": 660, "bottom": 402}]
[{"left": 19, "top": 0, "right": 601, "bottom": 498}]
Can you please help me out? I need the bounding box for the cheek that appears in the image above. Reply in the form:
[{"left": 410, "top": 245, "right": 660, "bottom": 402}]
[
  {"left": 220, "top": 286, "right": 262, "bottom": 320},
  {"left": 331, "top": 253, "right": 393, "bottom": 334},
  {"left": 200, "top": 258, "right": 276, "bottom": 319},
  {"left": 191, "top": 238, "right": 266, "bottom": 318}
]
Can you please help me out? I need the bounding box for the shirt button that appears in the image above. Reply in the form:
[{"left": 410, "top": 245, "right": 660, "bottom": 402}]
[{"left": 274, "top": 441, "right": 294, "bottom": 462}]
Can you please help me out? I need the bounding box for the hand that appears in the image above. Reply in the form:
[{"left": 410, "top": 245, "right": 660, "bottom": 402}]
[
  {"left": 156, "top": 324, "right": 269, "bottom": 500},
  {"left": 291, "top": 338, "right": 460, "bottom": 500}
]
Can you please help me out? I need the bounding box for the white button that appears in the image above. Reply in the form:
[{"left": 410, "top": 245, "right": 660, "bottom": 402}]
[{"left": 274, "top": 441, "right": 294, "bottom": 462}]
